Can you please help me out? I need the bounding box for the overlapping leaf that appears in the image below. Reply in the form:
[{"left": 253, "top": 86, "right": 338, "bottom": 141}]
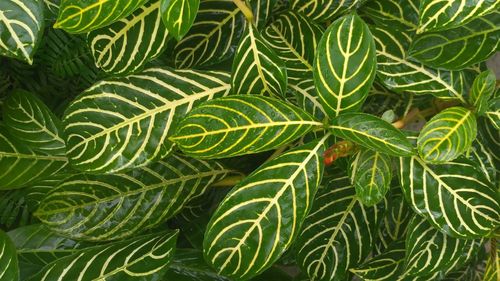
[
  {"left": 203, "top": 139, "right": 327, "bottom": 280},
  {"left": 166, "top": 249, "right": 229, "bottom": 281},
  {"left": 399, "top": 156, "right": 500, "bottom": 238},
  {"left": 478, "top": 117, "right": 500, "bottom": 175},
  {"left": 43, "top": 0, "right": 60, "bottom": 20},
  {"left": 247, "top": 0, "right": 276, "bottom": 29},
  {"left": 469, "top": 140, "right": 497, "bottom": 183},
  {"left": 314, "top": 13, "right": 376, "bottom": 117},
  {"left": 0, "top": 229, "right": 18, "bottom": 281},
  {"left": 88, "top": 1, "right": 170, "bottom": 75},
  {"left": 351, "top": 240, "right": 406, "bottom": 281},
  {"left": 36, "top": 155, "right": 229, "bottom": 241},
  {"left": 469, "top": 70, "right": 496, "bottom": 115},
  {"left": 290, "top": 0, "right": 363, "bottom": 22},
  {"left": 361, "top": 0, "right": 419, "bottom": 32},
  {"left": 54, "top": 0, "right": 148, "bottom": 33},
  {"left": 161, "top": 0, "right": 199, "bottom": 40},
  {"left": 0, "top": 0, "right": 44, "bottom": 64},
  {"left": 483, "top": 240, "right": 499, "bottom": 281},
  {"left": 486, "top": 97, "right": 500, "bottom": 129},
  {"left": 63, "top": 67, "right": 231, "bottom": 173},
  {"left": 172, "top": 95, "right": 321, "bottom": 159}
]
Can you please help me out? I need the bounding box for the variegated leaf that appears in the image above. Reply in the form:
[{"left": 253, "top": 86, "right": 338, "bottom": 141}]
[
  {"left": 469, "top": 139, "right": 497, "bottom": 183},
  {"left": 290, "top": 79, "right": 326, "bottom": 121},
  {"left": 161, "top": 0, "right": 199, "bottom": 40},
  {"left": 351, "top": 240, "right": 406, "bottom": 281},
  {"left": 483, "top": 239, "right": 499, "bottom": 281},
  {"left": 63, "top": 67, "right": 231, "bottom": 173},
  {"left": 166, "top": 249, "right": 229, "bottom": 281},
  {"left": 361, "top": 0, "right": 419, "bottom": 32},
  {"left": 485, "top": 97, "right": 500, "bottom": 129},
  {"left": 290, "top": 0, "right": 363, "bottom": 22},
  {"left": 203, "top": 138, "right": 327, "bottom": 280},
  {"left": 247, "top": 0, "right": 276, "bottom": 29},
  {"left": 469, "top": 70, "right": 496, "bottom": 116},
  {"left": 0, "top": 0, "right": 44, "bottom": 64},
  {"left": 88, "top": 1, "right": 170, "bottom": 75},
  {"left": 478, "top": 117, "right": 500, "bottom": 176},
  {"left": 0, "top": 229, "right": 18, "bottom": 281},
  {"left": 43, "top": 0, "right": 60, "bottom": 20}
]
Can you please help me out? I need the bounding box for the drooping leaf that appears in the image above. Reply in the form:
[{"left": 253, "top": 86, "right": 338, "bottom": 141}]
[
  {"left": 88, "top": 0, "right": 170, "bottom": 75},
  {"left": 399, "top": 156, "right": 500, "bottom": 238},
  {"left": 350, "top": 240, "right": 406, "bottom": 281},
  {"left": 485, "top": 97, "right": 500, "bottom": 129},
  {"left": 203, "top": 138, "right": 327, "bottom": 280},
  {"left": 417, "top": 106, "right": 477, "bottom": 163},
  {"left": 172, "top": 95, "right": 321, "bottom": 159},
  {"left": 469, "top": 70, "right": 496, "bottom": 116},
  {"left": 314, "top": 13, "right": 376, "bottom": 117},
  {"left": 0, "top": 0, "right": 45, "bottom": 64},
  {"left": 0, "top": 229, "right": 19, "bottom": 281},
  {"left": 410, "top": 12, "right": 500, "bottom": 70},
  {"left": 361, "top": 0, "right": 419, "bottom": 32},
  {"left": 36, "top": 155, "right": 229, "bottom": 241},
  {"left": 290, "top": 0, "right": 363, "bottom": 22},
  {"left": 329, "top": 112, "right": 415, "bottom": 156},
  {"left": 231, "top": 23, "right": 287, "bottom": 97},
  {"left": 63, "top": 67, "right": 231, "bottom": 173},
  {"left": 27, "top": 231, "right": 178, "bottom": 281},
  {"left": 161, "top": 0, "right": 199, "bottom": 40},
  {"left": 165, "top": 249, "right": 230, "bottom": 281},
  {"left": 54, "top": 0, "right": 148, "bottom": 33}
]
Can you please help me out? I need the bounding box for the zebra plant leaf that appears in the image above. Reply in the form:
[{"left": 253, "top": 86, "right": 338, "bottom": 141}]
[
  {"left": 172, "top": 95, "right": 321, "bottom": 159},
  {"left": 290, "top": 0, "right": 363, "bottom": 22},
  {"left": 3, "top": 90, "right": 65, "bottom": 156},
  {"left": 399, "top": 156, "right": 500, "bottom": 238},
  {"left": 469, "top": 70, "right": 496, "bottom": 116},
  {"left": 295, "top": 172, "right": 384, "bottom": 281},
  {"left": 410, "top": 12, "right": 500, "bottom": 70},
  {"left": 160, "top": 0, "right": 199, "bottom": 40},
  {"left": 27, "top": 231, "right": 178, "bottom": 281},
  {"left": 361, "top": 0, "right": 419, "bottom": 32},
  {"left": 329, "top": 112, "right": 415, "bottom": 156},
  {"left": 203, "top": 138, "right": 327, "bottom": 280},
  {"left": 0, "top": 0, "right": 44, "bottom": 64},
  {"left": 351, "top": 240, "right": 406, "bottom": 281},
  {"left": 231, "top": 23, "right": 287, "bottom": 97},
  {"left": 314, "top": 13, "right": 376, "bottom": 117},
  {"left": 63, "top": 67, "right": 231, "bottom": 173},
  {"left": 417, "top": 0, "right": 499, "bottom": 33},
  {"left": 247, "top": 0, "right": 276, "bottom": 29},
  {"left": 54, "top": 0, "right": 148, "bottom": 33},
  {"left": 483, "top": 239, "right": 499, "bottom": 281},
  {"left": 469, "top": 139, "right": 497, "bottom": 183},
  {"left": 35, "top": 155, "right": 229, "bottom": 241},
  {"left": 417, "top": 106, "right": 477, "bottom": 163},
  {"left": 485, "top": 97, "right": 500, "bottom": 129},
  {"left": 88, "top": 1, "right": 170, "bottom": 75},
  {"left": 174, "top": 0, "right": 246, "bottom": 68},
  {"left": 166, "top": 249, "right": 229, "bottom": 281},
  {"left": 0, "top": 229, "right": 19, "bottom": 281}
]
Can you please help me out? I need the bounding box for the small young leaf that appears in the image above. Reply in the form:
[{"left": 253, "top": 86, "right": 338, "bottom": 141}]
[
  {"left": 0, "top": 229, "right": 19, "bottom": 281},
  {"left": 161, "top": 0, "right": 199, "bottom": 40},
  {"left": 469, "top": 70, "right": 496, "bottom": 115}
]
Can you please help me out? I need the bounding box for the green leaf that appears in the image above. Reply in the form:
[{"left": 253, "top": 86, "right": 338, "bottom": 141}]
[
  {"left": 166, "top": 249, "right": 229, "bottom": 281},
  {"left": 172, "top": 95, "right": 321, "bottom": 159},
  {"left": 203, "top": 138, "right": 327, "bottom": 280},
  {"left": 63, "top": 67, "right": 231, "bottom": 173},
  {"left": 3, "top": 89, "right": 65, "bottom": 156},
  {"left": 478, "top": 117, "right": 500, "bottom": 176},
  {"left": 0, "top": 189, "right": 32, "bottom": 230},
  {"left": 0, "top": 125, "right": 67, "bottom": 190},
  {"left": 0, "top": 0, "right": 45, "bottom": 64},
  {"left": 350, "top": 149, "right": 392, "bottom": 206},
  {"left": 88, "top": 1, "right": 170, "bottom": 75},
  {"left": 290, "top": 0, "right": 363, "bottom": 22},
  {"left": 231, "top": 23, "right": 287, "bottom": 97},
  {"left": 36, "top": 155, "right": 229, "bottom": 241},
  {"left": 351, "top": 240, "right": 406, "bottom": 281},
  {"left": 485, "top": 97, "right": 500, "bottom": 129},
  {"left": 247, "top": 0, "right": 276, "bottom": 29},
  {"left": 54, "top": 0, "right": 148, "bottom": 33},
  {"left": 328, "top": 112, "right": 415, "bottom": 156},
  {"left": 410, "top": 12, "right": 500, "bottom": 70},
  {"left": 314, "top": 13, "right": 376, "bottom": 117},
  {"left": 483, "top": 239, "right": 499, "bottom": 281},
  {"left": 399, "top": 156, "right": 500, "bottom": 238},
  {"left": 417, "top": 0, "right": 500, "bottom": 33},
  {"left": 469, "top": 70, "right": 496, "bottom": 115},
  {"left": 295, "top": 172, "right": 385, "bottom": 281},
  {"left": 361, "top": 0, "right": 419, "bottom": 32},
  {"left": 417, "top": 106, "right": 477, "bottom": 163},
  {"left": 28, "top": 231, "right": 178, "bottom": 281},
  {"left": 0, "top": 229, "right": 19, "bottom": 281},
  {"left": 469, "top": 139, "right": 497, "bottom": 183},
  {"left": 174, "top": 0, "right": 246, "bottom": 68},
  {"left": 43, "top": 0, "right": 60, "bottom": 20},
  {"left": 161, "top": 0, "right": 199, "bottom": 40}
]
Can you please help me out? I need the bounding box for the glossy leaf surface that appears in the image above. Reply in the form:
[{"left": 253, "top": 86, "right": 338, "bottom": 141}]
[
  {"left": 161, "top": 0, "right": 199, "bottom": 40},
  {"left": 351, "top": 240, "right": 406, "bottom": 281},
  {"left": 469, "top": 69, "right": 496, "bottom": 115},
  {"left": 290, "top": 0, "right": 363, "bottom": 22},
  {"left": 0, "top": 229, "right": 19, "bottom": 281},
  {"left": 361, "top": 0, "right": 419, "bottom": 32}
]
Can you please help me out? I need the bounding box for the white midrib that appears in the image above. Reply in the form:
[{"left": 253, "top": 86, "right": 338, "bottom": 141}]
[{"left": 0, "top": 11, "right": 32, "bottom": 64}]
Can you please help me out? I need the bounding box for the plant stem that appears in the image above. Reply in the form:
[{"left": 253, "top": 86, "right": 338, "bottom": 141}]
[
  {"left": 212, "top": 175, "right": 246, "bottom": 187},
  {"left": 232, "top": 0, "right": 254, "bottom": 22}
]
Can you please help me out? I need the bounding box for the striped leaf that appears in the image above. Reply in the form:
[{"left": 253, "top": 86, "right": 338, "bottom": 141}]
[
  {"left": 483, "top": 239, "right": 499, "bottom": 281},
  {"left": 174, "top": 0, "right": 246, "bottom": 68},
  {"left": 43, "top": 0, "right": 60, "bottom": 20},
  {"left": 290, "top": 80, "right": 327, "bottom": 121},
  {"left": 35, "top": 155, "right": 229, "bottom": 241},
  {"left": 0, "top": 126, "right": 67, "bottom": 190},
  {"left": 203, "top": 138, "right": 327, "bottom": 280},
  {"left": 350, "top": 149, "right": 392, "bottom": 206},
  {"left": 0, "top": 229, "right": 19, "bottom": 281},
  {"left": 485, "top": 97, "right": 500, "bottom": 129},
  {"left": 166, "top": 249, "right": 229, "bottom": 281},
  {"left": 27, "top": 231, "right": 178, "bottom": 281},
  {"left": 54, "top": 0, "right": 148, "bottom": 33},
  {"left": 3, "top": 90, "right": 65, "bottom": 156},
  {"left": 290, "top": 0, "right": 363, "bottom": 22},
  {"left": 478, "top": 117, "right": 500, "bottom": 176},
  {"left": 161, "top": 0, "right": 199, "bottom": 40},
  {"left": 361, "top": 0, "right": 419, "bottom": 32},
  {"left": 371, "top": 25, "right": 476, "bottom": 103},
  {"left": 0, "top": 0, "right": 44, "bottom": 64},
  {"left": 417, "top": 106, "right": 477, "bottom": 163},
  {"left": 295, "top": 172, "right": 385, "bottom": 281},
  {"left": 231, "top": 23, "right": 287, "bottom": 97},
  {"left": 410, "top": 12, "right": 500, "bottom": 70},
  {"left": 63, "top": 67, "right": 231, "bottom": 173},
  {"left": 399, "top": 156, "right": 500, "bottom": 238},
  {"left": 469, "top": 70, "right": 496, "bottom": 116},
  {"left": 314, "top": 13, "right": 377, "bottom": 117},
  {"left": 417, "top": 0, "right": 500, "bottom": 33},
  {"left": 329, "top": 112, "right": 415, "bottom": 156},
  {"left": 247, "top": 0, "right": 276, "bottom": 29},
  {"left": 351, "top": 240, "right": 406, "bottom": 281},
  {"left": 172, "top": 95, "right": 321, "bottom": 159},
  {"left": 469, "top": 140, "right": 497, "bottom": 183},
  {"left": 88, "top": 1, "right": 170, "bottom": 75}
]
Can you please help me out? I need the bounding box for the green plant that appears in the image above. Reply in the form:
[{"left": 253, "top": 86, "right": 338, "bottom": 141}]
[{"left": 0, "top": 0, "right": 499, "bottom": 280}]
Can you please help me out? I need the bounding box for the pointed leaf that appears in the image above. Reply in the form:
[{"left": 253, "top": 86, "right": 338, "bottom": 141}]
[
  {"left": 351, "top": 240, "right": 406, "bottom": 281},
  {"left": 290, "top": 0, "right": 363, "bottom": 22},
  {"left": 361, "top": 0, "right": 419, "bottom": 32},
  {"left": 0, "top": 229, "right": 19, "bottom": 281},
  {"left": 161, "top": 0, "right": 199, "bottom": 40},
  {"left": 469, "top": 70, "right": 496, "bottom": 115}
]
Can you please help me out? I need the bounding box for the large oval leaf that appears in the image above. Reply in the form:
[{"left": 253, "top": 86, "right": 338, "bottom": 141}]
[
  {"left": 314, "top": 13, "right": 376, "bottom": 117},
  {"left": 399, "top": 156, "right": 500, "bottom": 238},
  {"left": 88, "top": 1, "right": 170, "bottom": 75},
  {"left": 328, "top": 112, "right": 415, "bottom": 156},
  {"left": 63, "top": 67, "right": 231, "bottom": 173},
  {"left": 0, "top": 229, "right": 19, "bottom": 281},
  {"left": 290, "top": 0, "right": 362, "bottom": 22},
  {"left": 35, "top": 155, "right": 229, "bottom": 241},
  {"left": 161, "top": 0, "right": 200, "bottom": 40},
  {"left": 469, "top": 70, "right": 496, "bottom": 116},
  {"left": 361, "top": 0, "right": 419, "bottom": 32},
  {"left": 54, "top": 0, "right": 148, "bottom": 33},
  {"left": 203, "top": 138, "right": 327, "bottom": 280},
  {"left": 172, "top": 95, "right": 321, "bottom": 159},
  {"left": 0, "top": 0, "right": 44, "bottom": 64}
]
